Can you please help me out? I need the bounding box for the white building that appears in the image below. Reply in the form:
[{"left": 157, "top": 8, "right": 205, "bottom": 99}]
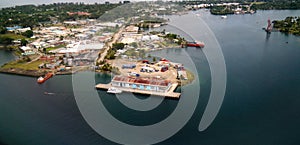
[
  {"left": 121, "top": 37, "right": 136, "bottom": 44},
  {"left": 111, "top": 76, "right": 172, "bottom": 93},
  {"left": 16, "top": 27, "right": 31, "bottom": 33},
  {"left": 20, "top": 46, "right": 35, "bottom": 56},
  {"left": 123, "top": 25, "right": 139, "bottom": 35},
  {"left": 150, "top": 35, "right": 160, "bottom": 41},
  {"left": 96, "top": 22, "right": 120, "bottom": 27}
]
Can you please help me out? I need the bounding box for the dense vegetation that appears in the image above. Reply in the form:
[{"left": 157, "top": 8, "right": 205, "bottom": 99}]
[
  {"left": 0, "top": 33, "right": 25, "bottom": 46},
  {"left": 164, "top": 33, "right": 186, "bottom": 45},
  {"left": 273, "top": 16, "right": 300, "bottom": 35},
  {"left": 105, "top": 49, "right": 117, "bottom": 60},
  {"left": 97, "top": 60, "right": 120, "bottom": 74},
  {"left": 178, "top": 0, "right": 300, "bottom": 15},
  {"left": 105, "top": 43, "right": 125, "bottom": 60},
  {"left": 210, "top": 6, "right": 235, "bottom": 15},
  {"left": 251, "top": 1, "right": 300, "bottom": 10},
  {"left": 0, "top": 30, "right": 34, "bottom": 46},
  {"left": 0, "top": 36, "right": 13, "bottom": 46},
  {"left": 0, "top": 3, "right": 121, "bottom": 46},
  {"left": 112, "top": 43, "right": 125, "bottom": 50},
  {"left": 0, "top": 3, "right": 121, "bottom": 28},
  {"left": 98, "top": 1, "right": 183, "bottom": 22}
]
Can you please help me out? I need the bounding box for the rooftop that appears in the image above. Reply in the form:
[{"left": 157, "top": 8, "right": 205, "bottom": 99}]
[{"left": 112, "top": 76, "right": 171, "bottom": 87}]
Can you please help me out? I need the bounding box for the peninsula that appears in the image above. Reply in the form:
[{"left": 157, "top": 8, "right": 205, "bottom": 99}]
[{"left": 0, "top": 1, "right": 197, "bottom": 89}]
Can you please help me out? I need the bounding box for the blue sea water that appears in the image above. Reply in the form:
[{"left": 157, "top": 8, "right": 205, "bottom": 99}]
[{"left": 0, "top": 10, "right": 300, "bottom": 145}]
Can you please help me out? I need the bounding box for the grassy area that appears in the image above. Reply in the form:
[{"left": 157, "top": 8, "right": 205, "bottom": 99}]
[
  {"left": 180, "top": 69, "right": 195, "bottom": 86},
  {"left": 124, "top": 49, "right": 138, "bottom": 56},
  {"left": 46, "top": 44, "right": 66, "bottom": 53},
  {"left": 99, "top": 27, "right": 119, "bottom": 34},
  {"left": 251, "top": 2, "right": 265, "bottom": 5},
  {"left": 27, "top": 38, "right": 37, "bottom": 41},
  {"left": 159, "top": 41, "right": 179, "bottom": 48},
  {"left": 0, "top": 33, "right": 25, "bottom": 40},
  {"left": 1, "top": 60, "right": 45, "bottom": 70}
]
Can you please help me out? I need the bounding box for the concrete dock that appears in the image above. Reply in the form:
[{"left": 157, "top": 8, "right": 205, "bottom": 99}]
[{"left": 95, "top": 83, "right": 181, "bottom": 99}]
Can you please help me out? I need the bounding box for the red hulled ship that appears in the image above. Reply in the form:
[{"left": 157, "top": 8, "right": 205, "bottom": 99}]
[{"left": 37, "top": 72, "right": 53, "bottom": 84}]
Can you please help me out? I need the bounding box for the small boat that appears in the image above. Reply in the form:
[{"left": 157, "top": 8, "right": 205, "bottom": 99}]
[
  {"left": 44, "top": 92, "right": 55, "bottom": 95},
  {"left": 37, "top": 72, "right": 53, "bottom": 84},
  {"left": 221, "top": 15, "right": 227, "bottom": 19},
  {"left": 107, "top": 87, "right": 122, "bottom": 94}
]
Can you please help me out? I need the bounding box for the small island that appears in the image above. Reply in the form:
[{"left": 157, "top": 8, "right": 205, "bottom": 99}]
[{"left": 273, "top": 16, "right": 300, "bottom": 36}]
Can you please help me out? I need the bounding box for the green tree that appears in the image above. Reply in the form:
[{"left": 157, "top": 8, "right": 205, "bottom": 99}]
[
  {"left": 130, "top": 42, "right": 138, "bottom": 48},
  {"left": 162, "top": 29, "right": 166, "bottom": 34},
  {"left": 22, "top": 30, "right": 34, "bottom": 38},
  {"left": 43, "top": 48, "right": 47, "bottom": 53},
  {"left": 112, "top": 43, "right": 124, "bottom": 50},
  {"left": 165, "top": 33, "right": 177, "bottom": 39},
  {"left": 112, "top": 43, "right": 125, "bottom": 50},
  {"left": 105, "top": 49, "right": 116, "bottom": 59},
  {"left": 152, "top": 57, "right": 156, "bottom": 62},
  {"left": 0, "top": 36, "right": 13, "bottom": 46},
  {"left": 101, "top": 63, "right": 112, "bottom": 71},
  {"left": 0, "top": 27, "right": 7, "bottom": 34},
  {"left": 20, "top": 38, "right": 28, "bottom": 46}
]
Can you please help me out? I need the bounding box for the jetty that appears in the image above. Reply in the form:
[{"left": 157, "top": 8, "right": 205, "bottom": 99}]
[{"left": 95, "top": 82, "right": 181, "bottom": 99}]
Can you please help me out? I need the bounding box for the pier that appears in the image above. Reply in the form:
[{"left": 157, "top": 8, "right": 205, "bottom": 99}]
[{"left": 95, "top": 83, "right": 181, "bottom": 99}]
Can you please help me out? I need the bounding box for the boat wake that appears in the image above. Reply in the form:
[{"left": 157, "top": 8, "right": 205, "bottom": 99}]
[{"left": 44, "top": 92, "right": 55, "bottom": 95}]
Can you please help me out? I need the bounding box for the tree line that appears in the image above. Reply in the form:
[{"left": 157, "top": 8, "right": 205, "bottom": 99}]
[{"left": 0, "top": 3, "right": 121, "bottom": 29}]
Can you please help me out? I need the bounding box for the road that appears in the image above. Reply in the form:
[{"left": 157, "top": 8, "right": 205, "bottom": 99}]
[
  {"left": 26, "top": 51, "right": 43, "bottom": 64},
  {"left": 96, "top": 26, "right": 125, "bottom": 64}
]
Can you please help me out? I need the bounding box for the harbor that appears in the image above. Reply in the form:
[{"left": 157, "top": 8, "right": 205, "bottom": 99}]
[
  {"left": 95, "top": 76, "right": 181, "bottom": 98},
  {"left": 1, "top": 4, "right": 300, "bottom": 144}
]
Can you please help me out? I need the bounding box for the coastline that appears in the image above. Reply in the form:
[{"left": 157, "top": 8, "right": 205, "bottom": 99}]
[
  {"left": 0, "top": 8, "right": 195, "bottom": 84},
  {"left": 0, "top": 68, "right": 44, "bottom": 77},
  {"left": 0, "top": 36, "right": 195, "bottom": 84}
]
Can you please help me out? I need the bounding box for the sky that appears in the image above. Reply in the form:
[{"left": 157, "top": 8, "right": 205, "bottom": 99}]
[{"left": 0, "top": 0, "right": 139, "bottom": 8}]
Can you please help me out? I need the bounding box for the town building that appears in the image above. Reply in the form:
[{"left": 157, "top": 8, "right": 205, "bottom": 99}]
[
  {"left": 20, "top": 46, "right": 35, "bottom": 56},
  {"left": 111, "top": 76, "right": 172, "bottom": 93},
  {"left": 124, "top": 25, "right": 139, "bottom": 34}
]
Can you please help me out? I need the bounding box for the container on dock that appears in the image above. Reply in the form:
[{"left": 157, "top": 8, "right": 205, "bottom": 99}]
[{"left": 122, "top": 64, "right": 136, "bottom": 69}]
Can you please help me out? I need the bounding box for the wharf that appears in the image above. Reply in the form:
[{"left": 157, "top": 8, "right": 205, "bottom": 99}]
[{"left": 95, "top": 83, "right": 181, "bottom": 99}]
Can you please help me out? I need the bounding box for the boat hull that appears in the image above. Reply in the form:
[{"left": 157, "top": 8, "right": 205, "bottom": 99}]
[
  {"left": 186, "top": 42, "right": 205, "bottom": 48},
  {"left": 37, "top": 73, "right": 53, "bottom": 84}
]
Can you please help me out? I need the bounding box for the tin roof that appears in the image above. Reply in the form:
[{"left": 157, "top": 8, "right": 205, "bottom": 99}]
[{"left": 112, "top": 76, "right": 170, "bottom": 87}]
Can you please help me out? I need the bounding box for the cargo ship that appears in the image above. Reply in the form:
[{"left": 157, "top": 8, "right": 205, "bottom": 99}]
[
  {"left": 185, "top": 41, "right": 205, "bottom": 48},
  {"left": 37, "top": 72, "right": 53, "bottom": 84}
]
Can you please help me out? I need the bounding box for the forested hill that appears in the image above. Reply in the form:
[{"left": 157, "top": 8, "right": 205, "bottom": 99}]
[{"left": 0, "top": 3, "right": 121, "bottom": 28}]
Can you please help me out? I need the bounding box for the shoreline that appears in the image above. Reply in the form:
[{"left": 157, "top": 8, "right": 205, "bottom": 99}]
[
  {"left": 0, "top": 46, "right": 196, "bottom": 86},
  {"left": 0, "top": 67, "right": 75, "bottom": 77},
  {"left": 0, "top": 68, "right": 44, "bottom": 77}
]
